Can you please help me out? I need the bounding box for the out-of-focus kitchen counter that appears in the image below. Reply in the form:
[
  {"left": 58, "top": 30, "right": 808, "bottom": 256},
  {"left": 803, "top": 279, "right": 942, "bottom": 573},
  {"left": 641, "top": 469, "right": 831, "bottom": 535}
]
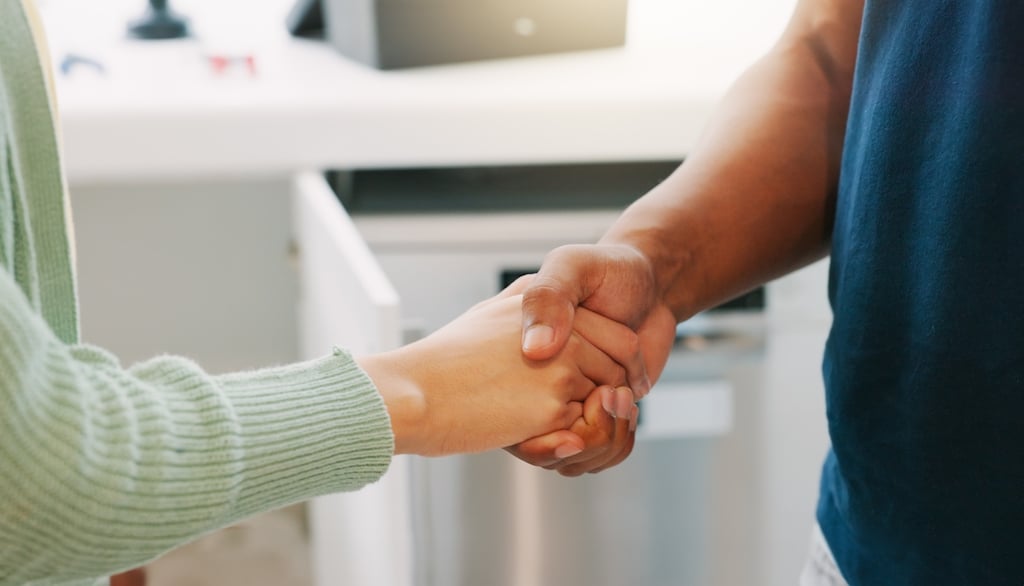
[{"left": 42, "top": 0, "right": 796, "bottom": 183}]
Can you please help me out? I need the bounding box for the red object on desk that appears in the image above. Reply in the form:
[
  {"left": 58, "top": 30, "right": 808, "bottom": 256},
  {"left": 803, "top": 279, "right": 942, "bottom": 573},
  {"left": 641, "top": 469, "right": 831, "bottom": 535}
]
[{"left": 208, "top": 54, "right": 258, "bottom": 77}]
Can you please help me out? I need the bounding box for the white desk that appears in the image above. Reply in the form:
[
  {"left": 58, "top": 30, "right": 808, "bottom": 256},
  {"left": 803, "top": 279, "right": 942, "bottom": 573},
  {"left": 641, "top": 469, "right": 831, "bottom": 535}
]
[{"left": 45, "top": 0, "right": 795, "bottom": 182}]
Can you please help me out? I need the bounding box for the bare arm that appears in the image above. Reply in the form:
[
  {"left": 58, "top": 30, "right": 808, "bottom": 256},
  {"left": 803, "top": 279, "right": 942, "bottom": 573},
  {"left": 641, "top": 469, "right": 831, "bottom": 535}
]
[
  {"left": 514, "top": 0, "right": 866, "bottom": 473},
  {"left": 606, "top": 0, "right": 865, "bottom": 320}
]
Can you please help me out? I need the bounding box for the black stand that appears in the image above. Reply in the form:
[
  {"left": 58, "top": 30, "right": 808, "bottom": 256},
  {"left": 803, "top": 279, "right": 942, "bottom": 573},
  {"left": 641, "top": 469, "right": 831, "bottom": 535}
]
[
  {"left": 127, "top": 0, "right": 190, "bottom": 40},
  {"left": 286, "top": 0, "right": 325, "bottom": 38}
]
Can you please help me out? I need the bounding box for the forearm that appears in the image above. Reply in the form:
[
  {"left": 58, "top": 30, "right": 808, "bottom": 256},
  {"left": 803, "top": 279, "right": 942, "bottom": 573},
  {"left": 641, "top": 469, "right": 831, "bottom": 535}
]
[
  {"left": 603, "top": 3, "right": 861, "bottom": 320},
  {"left": 0, "top": 273, "right": 392, "bottom": 584}
]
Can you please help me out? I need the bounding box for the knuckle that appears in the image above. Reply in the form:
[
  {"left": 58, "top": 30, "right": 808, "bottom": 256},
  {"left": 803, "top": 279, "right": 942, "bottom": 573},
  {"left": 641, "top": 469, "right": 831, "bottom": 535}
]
[
  {"left": 521, "top": 284, "right": 574, "bottom": 321},
  {"left": 550, "top": 400, "right": 577, "bottom": 427},
  {"left": 621, "top": 330, "right": 641, "bottom": 356},
  {"left": 553, "top": 369, "right": 576, "bottom": 390},
  {"left": 559, "top": 466, "right": 586, "bottom": 478},
  {"left": 522, "top": 279, "right": 565, "bottom": 300},
  {"left": 587, "top": 428, "right": 613, "bottom": 450},
  {"left": 544, "top": 243, "right": 587, "bottom": 265}
]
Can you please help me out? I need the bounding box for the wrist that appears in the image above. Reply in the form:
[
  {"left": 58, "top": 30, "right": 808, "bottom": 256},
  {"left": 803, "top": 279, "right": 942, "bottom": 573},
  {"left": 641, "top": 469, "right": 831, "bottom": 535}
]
[
  {"left": 355, "top": 350, "right": 428, "bottom": 456},
  {"left": 599, "top": 229, "right": 695, "bottom": 320}
]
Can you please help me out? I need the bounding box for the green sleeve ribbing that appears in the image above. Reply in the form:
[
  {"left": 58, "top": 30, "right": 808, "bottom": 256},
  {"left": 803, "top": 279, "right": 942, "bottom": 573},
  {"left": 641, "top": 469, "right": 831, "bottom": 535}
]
[{"left": 0, "top": 268, "right": 395, "bottom": 585}]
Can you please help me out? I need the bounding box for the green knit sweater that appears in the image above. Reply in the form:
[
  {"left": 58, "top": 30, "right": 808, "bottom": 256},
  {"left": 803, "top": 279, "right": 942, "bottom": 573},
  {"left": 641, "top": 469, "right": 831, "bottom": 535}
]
[{"left": 0, "top": 3, "right": 395, "bottom": 585}]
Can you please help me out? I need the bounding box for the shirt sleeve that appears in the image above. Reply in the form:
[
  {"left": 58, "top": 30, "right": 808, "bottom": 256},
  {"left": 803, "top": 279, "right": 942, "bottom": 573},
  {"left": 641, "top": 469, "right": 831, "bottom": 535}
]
[{"left": 0, "top": 268, "right": 394, "bottom": 585}]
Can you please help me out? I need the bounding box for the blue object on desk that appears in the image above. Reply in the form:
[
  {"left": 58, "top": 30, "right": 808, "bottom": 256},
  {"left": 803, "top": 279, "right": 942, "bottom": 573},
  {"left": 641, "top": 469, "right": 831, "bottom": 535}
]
[{"left": 60, "top": 54, "right": 106, "bottom": 76}]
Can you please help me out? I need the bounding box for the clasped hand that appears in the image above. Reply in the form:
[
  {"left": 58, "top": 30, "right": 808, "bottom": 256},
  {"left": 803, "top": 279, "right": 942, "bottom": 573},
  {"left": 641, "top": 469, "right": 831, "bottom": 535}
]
[
  {"left": 510, "top": 245, "right": 680, "bottom": 475},
  {"left": 359, "top": 275, "right": 653, "bottom": 474},
  {"left": 360, "top": 249, "right": 679, "bottom": 477}
]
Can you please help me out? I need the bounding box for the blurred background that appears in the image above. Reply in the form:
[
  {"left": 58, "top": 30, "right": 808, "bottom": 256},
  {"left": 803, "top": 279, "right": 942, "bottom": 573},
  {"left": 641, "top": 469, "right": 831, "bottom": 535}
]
[{"left": 36, "top": 0, "right": 832, "bottom": 585}]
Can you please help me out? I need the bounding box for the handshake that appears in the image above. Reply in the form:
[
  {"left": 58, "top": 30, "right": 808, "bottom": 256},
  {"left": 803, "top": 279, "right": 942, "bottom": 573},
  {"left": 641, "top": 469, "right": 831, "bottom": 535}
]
[{"left": 357, "top": 245, "right": 679, "bottom": 476}]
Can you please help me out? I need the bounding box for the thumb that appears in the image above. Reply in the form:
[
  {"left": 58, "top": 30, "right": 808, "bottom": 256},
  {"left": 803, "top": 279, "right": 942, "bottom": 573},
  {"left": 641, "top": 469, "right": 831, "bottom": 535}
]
[
  {"left": 521, "top": 245, "right": 605, "bottom": 361},
  {"left": 520, "top": 274, "right": 579, "bottom": 361},
  {"left": 506, "top": 430, "right": 586, "bottom": 468}
]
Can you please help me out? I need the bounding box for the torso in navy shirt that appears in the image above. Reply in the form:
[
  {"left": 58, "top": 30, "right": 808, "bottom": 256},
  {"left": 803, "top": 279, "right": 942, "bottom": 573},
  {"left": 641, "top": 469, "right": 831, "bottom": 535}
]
[{"left": 821, "top": 1, "right": 1024, "bottom": 584}]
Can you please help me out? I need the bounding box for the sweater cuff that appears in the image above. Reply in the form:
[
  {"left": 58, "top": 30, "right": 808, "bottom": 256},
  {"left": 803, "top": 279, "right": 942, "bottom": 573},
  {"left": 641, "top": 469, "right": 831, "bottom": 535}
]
[{"left": 213, "top": 349, "right": 394, "bottom": 520}]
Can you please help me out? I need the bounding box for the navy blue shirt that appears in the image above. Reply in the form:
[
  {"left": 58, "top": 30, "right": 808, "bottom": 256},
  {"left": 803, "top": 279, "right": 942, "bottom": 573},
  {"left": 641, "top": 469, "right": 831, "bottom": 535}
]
[{"left": 820, "top": 1, "right": 1024, "bottom": 584}]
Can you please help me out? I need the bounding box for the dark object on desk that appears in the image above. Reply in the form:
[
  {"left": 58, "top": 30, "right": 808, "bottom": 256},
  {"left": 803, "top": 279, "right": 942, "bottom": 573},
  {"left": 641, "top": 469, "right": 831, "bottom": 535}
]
[
  {"left": 288, "top": 0, "right": 629, "bottom": 69},
  {"left": 287, "top": 0, "right": 325, "bottom": 39},
  {"left": 127, "top": 0, "right": 190, "bottom": 40}
]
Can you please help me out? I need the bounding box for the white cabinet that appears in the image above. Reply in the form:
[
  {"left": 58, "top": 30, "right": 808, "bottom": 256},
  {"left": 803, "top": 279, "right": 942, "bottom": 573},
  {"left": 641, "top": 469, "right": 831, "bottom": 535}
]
[
  {"left": 291, "top": 172, "right": 414, "bottom": 586},
  {"left": 292, "top": 172, "right": 402, "bottom": 358}
]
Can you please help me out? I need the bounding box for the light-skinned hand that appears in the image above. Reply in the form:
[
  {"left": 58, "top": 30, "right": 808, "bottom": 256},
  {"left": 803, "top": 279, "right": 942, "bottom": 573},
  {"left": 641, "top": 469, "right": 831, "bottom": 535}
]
[
  {"left": 509, "top": 384, "right": 638, "bottom": 476},
  {"left": 357, "top": 290, "right": 630, "bottom": 458}
]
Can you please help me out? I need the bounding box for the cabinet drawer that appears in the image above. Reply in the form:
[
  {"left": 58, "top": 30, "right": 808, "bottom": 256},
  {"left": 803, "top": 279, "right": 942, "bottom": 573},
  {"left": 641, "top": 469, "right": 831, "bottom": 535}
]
[{"left": 292, "top": 171, "right": 414, "bottom": 586}]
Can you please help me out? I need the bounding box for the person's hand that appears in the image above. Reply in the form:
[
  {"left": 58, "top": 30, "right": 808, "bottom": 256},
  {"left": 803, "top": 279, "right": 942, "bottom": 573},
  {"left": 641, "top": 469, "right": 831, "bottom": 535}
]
[
  {"left": 356, "top": 291, "right": 629, "bottom": 457},
  {"left": 508, "top": 384, "right": 638, "bottom": 476},
  {"left": 505, "top": 303, "right": 646, "bottom": 474},
  {"left": 507, "top": 244, "right": 679, "bottom": 474},
  {"left": 521, "top": 243, "right": 677, "bottom": 392}
]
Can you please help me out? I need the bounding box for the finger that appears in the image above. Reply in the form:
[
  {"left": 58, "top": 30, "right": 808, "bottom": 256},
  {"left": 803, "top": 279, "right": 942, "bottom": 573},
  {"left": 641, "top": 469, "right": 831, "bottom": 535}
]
[
  {"left": 568, "top": 332, "right": 627, "bottom": 401},
  {"left": 574, "top": 307, "right": 651, "bottom": 399},
  {"left": 591, "top": 403, "right": 638, "bottom": 473},
  {"left": 498, "top": 274, "right": 535, "bottom": 298},
  {"left": 506, "top": 429, "right": 586, "bottom": 467},
  {"left": 558, "top": 399, "right": 585, "bottom": 430},
  {"left": 465, "top": 274, "right": 534, "bottom": 315},
  {"left": 465, "top": 275, "right": 535, "bottom": 317},
  {"left": 635, "top": 304, "right": 680, "bottom": 385},
  {"left": 559, "top": 386, "right": 634, "bottom": 476},
  {"left": 555, "top": 386, "right": 630, "bottom": 476},
  {"left": 520, "top": 246, "right": 601, "bottom": 361},
  {"left": 521, "top": 281, "right": 576, "bottom": 361}
]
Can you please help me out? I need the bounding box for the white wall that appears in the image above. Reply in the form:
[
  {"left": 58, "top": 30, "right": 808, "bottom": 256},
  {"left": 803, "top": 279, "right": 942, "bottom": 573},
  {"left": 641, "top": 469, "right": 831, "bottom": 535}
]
[{"left": 71, "top": 179, "right": 298, "bottom": 372}]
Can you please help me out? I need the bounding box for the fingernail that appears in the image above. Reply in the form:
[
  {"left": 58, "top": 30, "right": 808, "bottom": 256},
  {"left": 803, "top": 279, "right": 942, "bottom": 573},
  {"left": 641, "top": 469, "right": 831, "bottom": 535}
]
[
  {"left": 628, "top": 375, "right": 650, "bottom": 401},
  {"left": 523, "top": 324, "right": 554, "bottom": 352},
  {"left": 615, "top": 387, "right": 634, "bottom": 419},
  {"left": 555, "top": 445, "right": 584, "bottom": 459},
  {"left": 602, "top": 386, "right": 617, "bottom": 418},
  {"left": 630, "top": 405, "right": 639, "bottom": 432}
]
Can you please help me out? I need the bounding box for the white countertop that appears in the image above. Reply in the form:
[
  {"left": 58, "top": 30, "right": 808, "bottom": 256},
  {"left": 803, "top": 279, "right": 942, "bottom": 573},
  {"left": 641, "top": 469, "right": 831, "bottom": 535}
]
[{"left": 42, "top": 0, "right": 795, "bottom": 183}]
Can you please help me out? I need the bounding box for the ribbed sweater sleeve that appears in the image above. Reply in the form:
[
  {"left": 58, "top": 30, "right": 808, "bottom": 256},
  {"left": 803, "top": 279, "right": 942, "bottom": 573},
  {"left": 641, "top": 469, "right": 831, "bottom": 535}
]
[{"left": 0, "top": 268, "right": 395, "bottom": 586}]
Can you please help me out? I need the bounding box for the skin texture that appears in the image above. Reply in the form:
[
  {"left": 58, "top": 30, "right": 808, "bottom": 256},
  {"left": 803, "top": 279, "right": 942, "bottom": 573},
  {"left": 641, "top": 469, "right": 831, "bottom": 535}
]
[
  {"left": 513, "top": 0, "right": 866, "bottom": 474},
  {"left": 357, "top": 286, "right": 637, "bottom": 457}
]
